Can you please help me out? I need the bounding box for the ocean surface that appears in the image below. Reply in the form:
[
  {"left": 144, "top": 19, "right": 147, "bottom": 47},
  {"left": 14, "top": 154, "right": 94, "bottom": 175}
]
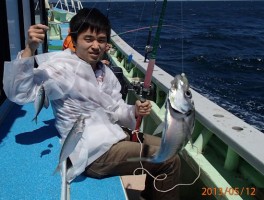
[{"left": 83, "top": 1, "right": 264, "bottom": 133}]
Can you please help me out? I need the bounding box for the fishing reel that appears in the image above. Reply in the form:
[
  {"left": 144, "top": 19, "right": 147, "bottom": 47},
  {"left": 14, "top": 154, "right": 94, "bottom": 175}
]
[
  {"left": 144, "top": 45, "right": 153, "bottom": 62},
  {"left": 129, "top": 78, "right": 155, "bottom": 101},
  {"left": 145, "top": 45, "right": 153, "bottom": 54}
]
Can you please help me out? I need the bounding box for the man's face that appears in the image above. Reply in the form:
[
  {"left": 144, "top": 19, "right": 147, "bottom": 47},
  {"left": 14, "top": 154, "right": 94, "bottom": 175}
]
[{"left": 75, "top": 28, "right": 107, "bottom": 68}]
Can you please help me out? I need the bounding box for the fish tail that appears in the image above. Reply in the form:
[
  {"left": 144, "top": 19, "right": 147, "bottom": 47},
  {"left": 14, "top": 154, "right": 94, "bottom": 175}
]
[{"left": 32, "top": 116, "right": 37, "bottom": 124}]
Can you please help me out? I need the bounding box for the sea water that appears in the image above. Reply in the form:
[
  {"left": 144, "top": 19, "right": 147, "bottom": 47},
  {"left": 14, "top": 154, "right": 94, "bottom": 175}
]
[{"left": 83, "top": 1, "right": 264, "bottom": 133}]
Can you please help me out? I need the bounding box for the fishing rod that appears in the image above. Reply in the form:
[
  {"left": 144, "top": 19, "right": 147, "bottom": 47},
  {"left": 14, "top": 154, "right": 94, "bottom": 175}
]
[
  {"left": 111, "top": 24, "right": 180, "bottom": 37},
  {"left": 144, "top": 0, "right": 157, "bottom": 62},
  {"left": 132, "top": 0, "right": 168, "bottom": 141}
]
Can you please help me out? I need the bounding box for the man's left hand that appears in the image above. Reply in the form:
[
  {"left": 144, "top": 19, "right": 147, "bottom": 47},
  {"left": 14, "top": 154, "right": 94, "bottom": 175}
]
[{"left": 135, "top": 100, "right": 152, "bottom": 117}]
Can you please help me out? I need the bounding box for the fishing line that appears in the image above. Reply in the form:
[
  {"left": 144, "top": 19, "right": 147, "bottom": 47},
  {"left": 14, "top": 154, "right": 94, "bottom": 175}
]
[
  {"left": 124, "top": 1, "right": 147, "bottom": 65},
  {"left": 181, "top": 1, "right": 184, "bottom": 74},
  {"left": 132, "top": 132, "right": 201, "bottom": 193},
  {"left": 69, "top": 2, "right": 98, "bottom": 35},
  {"left": 68, "top": 1, "right": 101, "bottom": 75},
  {"left": 131, "top": 1, "right": 146, "bottom": 49},
  {"left": 106, "top": 0, "right": 111, "bottom": 18}
]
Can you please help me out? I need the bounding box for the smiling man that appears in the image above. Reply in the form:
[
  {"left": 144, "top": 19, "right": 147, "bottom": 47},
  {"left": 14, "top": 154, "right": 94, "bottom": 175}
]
[
  {"left": 69, "top": 9, "right": 110, "bottom": 68},
  {"left": 3, "top": 8, "right": 181, "bottom": 200}
]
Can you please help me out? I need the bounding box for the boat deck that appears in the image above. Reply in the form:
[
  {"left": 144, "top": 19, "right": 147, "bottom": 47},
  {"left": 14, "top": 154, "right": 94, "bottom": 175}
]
[
  {"left": 0, "top": 102, "right": 128, "bottom": 199},
  {"left": 2, "top": 7, "right": 263, "bottom": 199},
  {"left": 0, "top": 19, "right": 142, "bottom": 200}
]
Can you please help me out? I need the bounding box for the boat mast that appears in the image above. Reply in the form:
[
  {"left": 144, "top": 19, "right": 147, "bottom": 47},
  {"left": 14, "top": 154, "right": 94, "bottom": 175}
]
[{"left": 134, "top": 0, "right": 168, "bottom": 134}]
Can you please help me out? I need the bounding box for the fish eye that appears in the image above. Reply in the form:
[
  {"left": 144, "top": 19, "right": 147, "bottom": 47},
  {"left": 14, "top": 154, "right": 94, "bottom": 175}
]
[{"left": 185, "top": 90, "right": 192, "bottom": 98}]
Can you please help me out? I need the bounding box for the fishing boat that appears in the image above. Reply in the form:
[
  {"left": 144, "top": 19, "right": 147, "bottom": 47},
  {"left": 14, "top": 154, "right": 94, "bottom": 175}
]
[{"left": 0, "top": 0, "right": 263, "bottom": 200}]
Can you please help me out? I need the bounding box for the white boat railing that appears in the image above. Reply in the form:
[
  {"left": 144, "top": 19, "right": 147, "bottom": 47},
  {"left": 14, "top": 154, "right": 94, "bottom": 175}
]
[
  {"left": 54, "top": 0, "right": 83, "bottom": 14},
  {"left": 109, "top": 29, "right": 264, "bottom": 200}
]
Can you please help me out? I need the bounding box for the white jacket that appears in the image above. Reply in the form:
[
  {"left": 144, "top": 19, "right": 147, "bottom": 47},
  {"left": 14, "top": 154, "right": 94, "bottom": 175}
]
[{"left": 3, "top": 49, "right": 136, "bottom": 181}]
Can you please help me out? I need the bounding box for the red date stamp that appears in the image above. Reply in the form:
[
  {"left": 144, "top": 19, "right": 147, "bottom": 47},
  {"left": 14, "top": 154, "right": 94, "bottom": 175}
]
[{"left": 201, "top": 187, "right": 256, "bottom": 196}]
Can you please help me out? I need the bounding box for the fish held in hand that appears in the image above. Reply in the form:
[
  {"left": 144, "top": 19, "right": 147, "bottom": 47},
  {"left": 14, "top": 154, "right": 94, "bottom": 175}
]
[
  {"left": 129, "top": 73, "right": 195, "bottom": 163},
  {"left": 53, "top": 114, "right": 86, "bottom": 174},
  {"left": 32, "top": 84, "right": 49, "bottom": 124}
]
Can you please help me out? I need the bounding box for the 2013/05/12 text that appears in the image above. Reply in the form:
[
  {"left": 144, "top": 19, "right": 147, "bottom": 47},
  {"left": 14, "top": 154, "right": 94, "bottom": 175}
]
[{"left": 201, "top": 187, "right": 256, "bottom": 196}]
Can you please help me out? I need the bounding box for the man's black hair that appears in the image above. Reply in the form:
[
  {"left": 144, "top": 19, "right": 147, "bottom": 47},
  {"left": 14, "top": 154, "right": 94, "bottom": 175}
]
[{"left": 69, "top": 8, "right": 111, "bottom": 43}]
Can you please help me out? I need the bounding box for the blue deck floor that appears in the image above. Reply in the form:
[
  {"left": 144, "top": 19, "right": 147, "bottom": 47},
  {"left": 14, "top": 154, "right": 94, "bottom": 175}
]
[{"left": 0, "top": 102, "right": 127, "bottom": 200}]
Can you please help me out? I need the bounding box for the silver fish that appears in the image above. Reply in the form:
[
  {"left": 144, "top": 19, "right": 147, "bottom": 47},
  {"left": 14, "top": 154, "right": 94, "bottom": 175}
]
[
  {"left": 32, "top": 84, "right": 49, "bottom": 124},
  {"left": 130, "top": 73, "right": 195, "bottom": 163},
  {"left": 54, "top": 114, "right": 86, "bottom": 173}
]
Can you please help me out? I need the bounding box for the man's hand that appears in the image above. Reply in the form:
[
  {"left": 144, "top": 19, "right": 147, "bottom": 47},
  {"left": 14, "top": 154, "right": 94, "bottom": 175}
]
[
  {"left": 135, "top": 100, "right": 152, "bottom": 117},
  {"left": 22, "top": 24, "right": 49, "bottom": 58}
]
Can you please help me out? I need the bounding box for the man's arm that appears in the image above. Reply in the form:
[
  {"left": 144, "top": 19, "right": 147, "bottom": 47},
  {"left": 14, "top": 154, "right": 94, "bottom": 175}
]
[
  {"left": 3, "top": 24, "right": 51, "bottom": 104},
  {"left": 21, "top": 24, "right": 49, "bottom": 58}
]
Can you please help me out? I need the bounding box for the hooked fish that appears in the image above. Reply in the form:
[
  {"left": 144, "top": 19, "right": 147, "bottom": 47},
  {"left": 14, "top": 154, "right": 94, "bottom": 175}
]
[
  {"left": 54, "top": 114, "right": 86, "bottom": 174},
  {"left": 32, "top": 84, "right": 49, "bottom": 124},
  {"left": 130, "top": 73, "right": 195, "bottom": 163}
]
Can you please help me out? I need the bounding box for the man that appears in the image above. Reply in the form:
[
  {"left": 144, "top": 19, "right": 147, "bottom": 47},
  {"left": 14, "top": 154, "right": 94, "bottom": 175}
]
[
  {"left": 3, "top": 8, "right": 180, "bottom": 200},
  {"left": 62, "top": 32, "right": 112, "bottom": 66}
]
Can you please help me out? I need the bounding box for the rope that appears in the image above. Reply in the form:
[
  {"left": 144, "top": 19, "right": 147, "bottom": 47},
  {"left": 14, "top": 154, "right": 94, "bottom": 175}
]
[{"left": 133, "top": 132, "right": 201, "bottom": 193}]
